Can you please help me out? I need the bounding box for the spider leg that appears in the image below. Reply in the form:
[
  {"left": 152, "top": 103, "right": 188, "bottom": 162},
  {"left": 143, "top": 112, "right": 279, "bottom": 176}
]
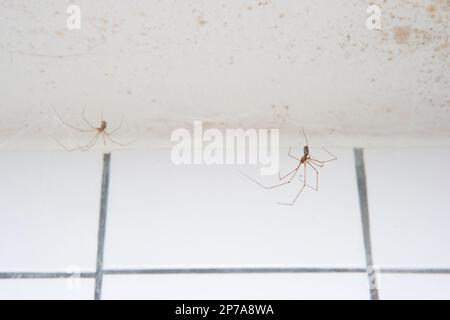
[
  {"left": 54, "top": 137, "right": 79, "bottom": 152},
  {"left": 81, "top": 108, "right": 97, "bottom": 130},
  {"left": 278, "top": 167, "right": 297, "bottom": 181},
  {"left": 78, "top": 133, "right": 100, "bottom": 151},
  {"left": 288, "top": 145, "right": 300, "bottom": 161},
  {"left": 54, "top": 132, "right": 100, "bottom": 152},
  {"left": 107, "top": 116, "right": 125, "bottom": 135},
  {"left": 278, "top": 163, "right": 307, "bottom": 206},
  {"left": 241, "top": 167, "right": 299, "bottom": 190},
  {"left": 277, "top": 146, "right": 301, "bottom": 180},
  {"left": 305, "top": 160, "right": 319, "bottom": 191},
  {"left": 297, "top": 160, "right": 319, "bottom": 191},
  {"left": 307, "top": 157, "right": 324, "bottom": 168},
  {"left": 309, "top": 148, "right": 338, "bottom": 165},
  {"left": 321, "top": 147, "right": 338, "bottom": 162},
  {"left": 104, "top": 132, "right": 131, "bottom": 147},
  {"left": 53, "top": 108, "right": 96, "bottom": 133},
  {"left": 302, "top": 127, "right": 309, "bottom": 148},
  {"left": 101, "top": 132, "right": 107, "bottom": 146}
]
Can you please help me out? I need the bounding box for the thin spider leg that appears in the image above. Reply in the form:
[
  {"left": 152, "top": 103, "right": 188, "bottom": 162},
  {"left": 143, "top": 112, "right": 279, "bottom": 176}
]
[
  {"left": 297, "top": 161, "right": 319, "bottom": 191},
  {"left": 104, "top": 132, "right": 131, "bottom": 147},
  {"left": 278, "top": 167, "right": 298, "bottom": 181},
  {"left": 241, "top": 167, "right": 299, "bottom": 190},
  {"left": 306, "top": 160, "right": 319, "bottom": 191},
  {"left": 78, "top": 133, "right": 100, "bottom": 151},
  {"left": 307, "top": 157, "right": 325, "bottom": 167},
  {"left": 54, "top": 133, "right": 99, "bottom": 152},
  {"left": 288, "top": 145, "right": 300, "bottom": 161},
  {"left": 302, "top": 127, "right": 309, "bottom": 147},
  {"left": 309, "top": 148, "right": 338, "bottom": 164},
  {"left": 101, "top": 133, "right": 107, "bottom": 146},
  {"left": 81, "top": 108, "right": 97, "bottom": 129},
  {"left": 53, "top": 108, "right": 96, "bottom": 133},
  {"left": 320, "top": 147, "right": 338, "bottom": 162},
  {"left": 107, "top": 116, "right": 125, "bottom": 135},
  {"left": 278, "top": 163, "right": 307, "bottom": 206},
  {"left": 278, "top": 146, "right": 301, "bottom": 180},
  {"left": 54, "top": 137, "right": 79, "bottom": 152}
]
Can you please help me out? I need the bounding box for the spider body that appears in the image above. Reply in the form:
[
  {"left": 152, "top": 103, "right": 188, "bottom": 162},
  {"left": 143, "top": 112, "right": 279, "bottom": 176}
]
[
  {"left": 300, "top": 146, "right": 309, "bottom": 165},
  {"left": 98, "top": 121, "right": 107, "bottom": 132}
]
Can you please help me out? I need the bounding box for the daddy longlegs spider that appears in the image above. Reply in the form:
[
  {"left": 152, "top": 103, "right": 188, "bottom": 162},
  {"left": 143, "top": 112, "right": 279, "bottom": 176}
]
[
  {"left": 54, "top": 108, "right": 128, "bottom": 151},
  {"left": 241, "top": 129, "right": 337, "bottom": 206}
]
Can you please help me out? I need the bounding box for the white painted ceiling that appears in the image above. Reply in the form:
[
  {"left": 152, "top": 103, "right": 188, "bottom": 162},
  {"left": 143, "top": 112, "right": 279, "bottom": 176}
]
[{"left": 0, "top": 0, "right": 449, "bottom": 149}]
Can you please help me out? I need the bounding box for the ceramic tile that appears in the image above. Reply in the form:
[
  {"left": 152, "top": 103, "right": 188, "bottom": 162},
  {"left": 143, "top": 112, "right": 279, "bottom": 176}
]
[
  {"left": 378, "top": 273, "right": 450, "bottom": 300},
  {"left": 102, "top": 273, "right": 370, "bottom": 300},
  {"left": 104, "top": 148, "right": 365, "bottom": 268},
  {"left": 0, "top": 278, "right": 94, "bottom": 300},
  {"left": 0, "top": 152, "right": 103, "bottom": 272},
  {"left": 365, "top": 149, "right": 450, "bottom": 268}
]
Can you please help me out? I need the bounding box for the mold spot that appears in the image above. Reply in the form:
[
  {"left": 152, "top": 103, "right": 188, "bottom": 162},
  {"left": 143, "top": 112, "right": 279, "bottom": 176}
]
[
  {"left": 393, "top": 26, "right": 411, "bottom": 44},
  {"left": 426, "top": 4, "right": 437, "bottom": 18},
  {"left": 196, "top": 15, "right": 207, "bottom": 26}
]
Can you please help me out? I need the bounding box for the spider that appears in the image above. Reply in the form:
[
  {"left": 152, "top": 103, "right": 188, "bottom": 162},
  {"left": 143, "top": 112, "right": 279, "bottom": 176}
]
[
  {"left": 242, "top": 129, "right": 337, "bottom": 206},
  {"left": 53, "top": 108, "right": 127, "bottom": 151}
]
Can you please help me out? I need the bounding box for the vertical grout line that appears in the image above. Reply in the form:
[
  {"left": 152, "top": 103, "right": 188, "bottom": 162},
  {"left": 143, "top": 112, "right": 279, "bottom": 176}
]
[
  {"left": 94, "top": 153, "right": 111, "bottom": 300},
  {"left": 354, "top": 148, "right": 379, "bottom": 300}
]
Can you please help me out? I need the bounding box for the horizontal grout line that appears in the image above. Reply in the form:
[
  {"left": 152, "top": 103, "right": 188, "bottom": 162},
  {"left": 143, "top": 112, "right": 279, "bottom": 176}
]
[
  {"left": 2, "top": 268, "right": 450, "bottom": 279},
  {"left": 379, "top": 268, "right": 450, "bottom": 274},
  {"left": 103, "top": 267, "right": 367, "bottom": 275},
  {"left": 0, "top": 272, "right": 95, "bottom": 279}
]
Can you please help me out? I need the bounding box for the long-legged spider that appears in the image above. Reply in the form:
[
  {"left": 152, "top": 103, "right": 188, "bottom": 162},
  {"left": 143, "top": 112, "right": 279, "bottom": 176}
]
[
  {"left": 242, "top": 129, "right": 337, "bottom": 206},
  {"left": 54, "top": 108, "right": 127, "bottom": 151}
]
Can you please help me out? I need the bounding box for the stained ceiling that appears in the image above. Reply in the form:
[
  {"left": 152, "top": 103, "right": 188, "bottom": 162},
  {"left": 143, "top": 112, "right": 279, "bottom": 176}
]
[{"left": 0, "top": 0, "right": 449, "bottom": 150}]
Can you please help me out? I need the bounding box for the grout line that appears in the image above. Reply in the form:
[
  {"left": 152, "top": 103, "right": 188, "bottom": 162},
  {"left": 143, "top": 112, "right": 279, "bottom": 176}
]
[
  {"left": 0, "top": 272, "right": 95, "bottom": 279},
  {"left": 354, "top": 148, "right": 379, "bottom": 300},
  {"left": 103, "top": 267, "right": 367, "bottom": 275},
  {"left": 94, "top": 153, "right": 111, "bottom": 300},
  {"left": 380, "top": 268, "right": 450, "bottom": 274},
  {"left": 2, "top": 267, "right": 449, "bottom": 280}
]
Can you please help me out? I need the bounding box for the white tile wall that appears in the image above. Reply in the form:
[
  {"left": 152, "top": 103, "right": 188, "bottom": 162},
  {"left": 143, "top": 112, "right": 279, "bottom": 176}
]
[
  {"left": 0, "top": 152, "right": 102, "bottom": 272},
  {"left": 378, "top": 273, "right": 450, "bottom": 300},
  {"left": 102, "top": 273, "right": 370, "bottom": 300},
  {"left": 365, "top": 149, "right": 450, "bottom": 268},
  {"left": 0, "top": 278, "right": 94, "bottom": 300},
  {"left": 104, "top": 148, "right": 365, "bottom": 269},
  {"left": 1, "top": 148, "right": 449, "bottom": 300}
]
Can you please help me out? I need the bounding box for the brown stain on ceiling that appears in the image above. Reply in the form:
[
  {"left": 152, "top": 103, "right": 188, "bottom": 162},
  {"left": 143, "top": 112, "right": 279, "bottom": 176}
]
[
  {"left": 393, "top": 26, "right": 412, "bottom": 44},
  {"left": 196, "top": 16, "right": 207, "bottom": 27},
  {"left": 427, "top": 4, "right": 438, "bottom": 18}
]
